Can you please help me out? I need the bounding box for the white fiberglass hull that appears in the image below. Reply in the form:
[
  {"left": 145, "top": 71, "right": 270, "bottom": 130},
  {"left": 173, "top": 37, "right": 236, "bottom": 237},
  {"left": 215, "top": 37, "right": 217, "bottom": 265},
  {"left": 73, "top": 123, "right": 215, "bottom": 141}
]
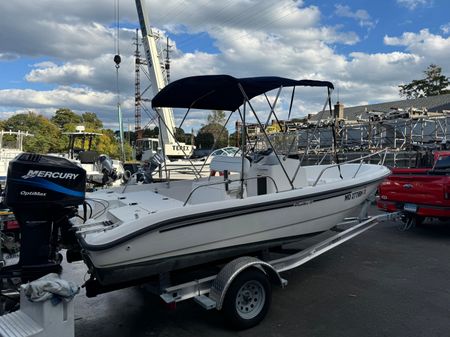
[{"left": 77, "top": 162, "right": 389, "bottom": 286}]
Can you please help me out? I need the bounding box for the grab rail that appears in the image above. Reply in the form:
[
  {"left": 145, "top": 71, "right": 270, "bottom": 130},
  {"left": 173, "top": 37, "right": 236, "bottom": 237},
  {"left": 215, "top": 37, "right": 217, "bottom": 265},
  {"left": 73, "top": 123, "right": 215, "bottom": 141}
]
[
  {"left": 183, "top": 175, "right": 279, "bottom": 206},
  {"left": 311, "top": 149, "right": 388, "bottom": 186},
  {"left": 161, "top": 166, "right": 207, "bottom": 180}
]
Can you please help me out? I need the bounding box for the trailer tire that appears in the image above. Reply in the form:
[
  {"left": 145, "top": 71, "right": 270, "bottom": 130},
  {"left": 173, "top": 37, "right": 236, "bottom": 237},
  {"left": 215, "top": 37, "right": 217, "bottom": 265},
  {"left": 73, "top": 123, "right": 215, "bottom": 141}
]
[{"left": 222, "top": 267, "right": 271, "bottom": 330}]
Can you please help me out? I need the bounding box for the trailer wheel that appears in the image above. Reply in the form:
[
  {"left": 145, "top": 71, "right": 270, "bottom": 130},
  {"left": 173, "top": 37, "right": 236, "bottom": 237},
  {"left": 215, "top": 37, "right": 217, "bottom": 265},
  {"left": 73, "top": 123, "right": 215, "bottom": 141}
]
[{"left": 222, "top": 267, "right": 271, "bottom": 330}]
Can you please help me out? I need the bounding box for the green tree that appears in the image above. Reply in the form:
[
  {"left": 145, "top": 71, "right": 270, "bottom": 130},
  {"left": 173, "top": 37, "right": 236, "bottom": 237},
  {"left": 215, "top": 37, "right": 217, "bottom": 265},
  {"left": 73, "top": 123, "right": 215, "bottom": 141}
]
[
  {"left": 195, "top": 131, "right": 215, "bottom": 149},
  {"left": 399, "top": 64, "right": 450, "bottom": 99},
  {"left": 95, "top": 129, "right": 123, "bottom": 159},
  {"left": 3, "top": 112, "right": 65, "bottom": 153},
  {"left": 228, "top": 131, "right": 242, "bottom": 147},
  {"left": 174, "top": 127, "right": 186, "bottom": 143},
  {"left": 82, "top": 112, "right": 103, "bottom": 129},
  {"left": 196, "top": 110, "right": 229, "bottom": 148},
  {"left": 142, "top": 127, "right": 159, "bottom": 138},
  {"left": 207, "top": 110, "right": 226, "bottom": 125},
  {"left": 51, "top": 108, "right": 83, "bottom": 129},
  {"left": 196, "top": 123, "right": 228, "bottom": 149}
]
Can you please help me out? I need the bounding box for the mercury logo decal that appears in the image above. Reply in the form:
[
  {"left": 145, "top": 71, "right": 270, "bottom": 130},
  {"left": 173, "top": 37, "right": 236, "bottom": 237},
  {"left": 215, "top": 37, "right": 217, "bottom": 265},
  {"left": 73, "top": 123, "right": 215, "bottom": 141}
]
[{"left": 21, "top": 170, "right": 79, "bottom": 180}]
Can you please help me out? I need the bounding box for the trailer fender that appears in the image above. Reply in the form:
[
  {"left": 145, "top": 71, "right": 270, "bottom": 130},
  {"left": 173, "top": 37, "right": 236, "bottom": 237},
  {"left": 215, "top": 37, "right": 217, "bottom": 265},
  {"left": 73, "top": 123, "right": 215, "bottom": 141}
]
[{"left": 209, "top": 256, "right": 286, "bottom": 311}]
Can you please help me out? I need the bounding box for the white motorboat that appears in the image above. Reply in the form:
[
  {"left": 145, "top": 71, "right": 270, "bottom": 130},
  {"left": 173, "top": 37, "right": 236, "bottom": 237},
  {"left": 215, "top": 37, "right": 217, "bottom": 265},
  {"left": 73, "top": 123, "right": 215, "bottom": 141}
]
[
  {"left": 0, "top": 130, "right": 33, "bottom": 185},
  {"left": 61, "top": 127, "right": 125, "bottom": 188},
  {"left": 76, "top": 155, "right": 388, "bottom": 286},
  {"left": 70, "top": 75, "right": 390, "bottom": 288},
  {"left": 0, "top": 75, "right": 389, "bottom": 296}
]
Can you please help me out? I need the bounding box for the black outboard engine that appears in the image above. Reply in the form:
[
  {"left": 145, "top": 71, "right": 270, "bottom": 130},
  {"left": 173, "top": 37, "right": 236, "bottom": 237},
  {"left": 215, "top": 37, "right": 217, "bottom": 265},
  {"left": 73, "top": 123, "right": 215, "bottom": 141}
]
[
  {"left": 97, "top": 154, "right": 119, "bottom": 185},
  {"left": 3, "top": 153, "right": 86, "bottom": 281}
]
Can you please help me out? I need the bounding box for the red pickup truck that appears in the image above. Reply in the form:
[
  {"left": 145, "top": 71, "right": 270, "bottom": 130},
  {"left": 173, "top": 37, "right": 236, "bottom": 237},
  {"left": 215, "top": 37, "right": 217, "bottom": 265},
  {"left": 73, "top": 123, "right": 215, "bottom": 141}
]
[{"left": 377, "top": 151, "right": 450, "bottom": 226}]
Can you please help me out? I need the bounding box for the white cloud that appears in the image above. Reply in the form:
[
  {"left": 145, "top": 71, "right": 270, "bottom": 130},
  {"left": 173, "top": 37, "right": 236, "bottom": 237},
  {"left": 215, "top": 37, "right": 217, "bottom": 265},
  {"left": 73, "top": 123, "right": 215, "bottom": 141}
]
[
  {"left": 26, "top": 63, "right": 94, "bottom": 84},
  {"left": 396, "top": 0, "right": 431, "bottom": 10},
  {"left": 384, "top": 29, "right": 450, "bottom": 69},
  {"left": 334, "top": 4, "right": 376, "bottom": 29},
  {"left": 0, "top": 87, "right": 113, "bottom": 109},
  {"left": 346, "top": 52, "right": 422, "bottom": 83},
  {"left": 0, "top": 86, "right": 134, "bottom": 126},
  {"left": 441, "top": 23, "right": 450, "bottom": 35}
]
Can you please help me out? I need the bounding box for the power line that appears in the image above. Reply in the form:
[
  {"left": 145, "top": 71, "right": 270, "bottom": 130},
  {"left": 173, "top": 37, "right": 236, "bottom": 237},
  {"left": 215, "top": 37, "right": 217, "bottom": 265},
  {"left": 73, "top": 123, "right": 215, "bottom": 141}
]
[{"left": 175, "top": 1, "right": 297, "bottom": 51}]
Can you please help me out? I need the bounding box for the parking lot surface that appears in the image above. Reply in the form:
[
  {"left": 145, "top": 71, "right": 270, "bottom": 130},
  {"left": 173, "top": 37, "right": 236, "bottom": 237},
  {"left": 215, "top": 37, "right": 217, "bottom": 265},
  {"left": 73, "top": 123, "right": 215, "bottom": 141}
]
[{"left": 69, "top": 215, "right": 450, "bottom": 337}]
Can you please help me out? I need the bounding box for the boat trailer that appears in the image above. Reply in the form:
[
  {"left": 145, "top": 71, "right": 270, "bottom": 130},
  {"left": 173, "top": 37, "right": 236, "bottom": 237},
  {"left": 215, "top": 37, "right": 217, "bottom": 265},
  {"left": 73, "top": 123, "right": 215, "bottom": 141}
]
[
  {"left": 0, "top": 209, "right": 400, "bottom": 334},
  {"left": 153, "top": 211, "right": 400, "bottom": 329}
]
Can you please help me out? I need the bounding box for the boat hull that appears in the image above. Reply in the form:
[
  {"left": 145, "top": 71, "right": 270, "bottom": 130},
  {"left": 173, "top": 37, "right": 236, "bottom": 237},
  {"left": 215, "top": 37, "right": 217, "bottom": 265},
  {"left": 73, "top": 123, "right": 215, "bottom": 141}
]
[{"left": 80, "top": 179, "right": 382, "bottom": 286}]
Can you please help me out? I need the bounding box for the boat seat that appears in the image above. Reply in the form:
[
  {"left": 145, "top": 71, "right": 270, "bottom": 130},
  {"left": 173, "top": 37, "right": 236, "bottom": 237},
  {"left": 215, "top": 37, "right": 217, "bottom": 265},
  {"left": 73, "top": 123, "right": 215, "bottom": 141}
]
[
  {"left": 247, "top": 156, "right": 308, "bottom": 195},
  {"left": 78, "top": 150, "right": 99, "bottom": 164},
  {"left": 189, "top": 177, "right": 245, "bottom": 204},
  {"left": 210, "top": 156, "right": 250, "bottom": 176}
]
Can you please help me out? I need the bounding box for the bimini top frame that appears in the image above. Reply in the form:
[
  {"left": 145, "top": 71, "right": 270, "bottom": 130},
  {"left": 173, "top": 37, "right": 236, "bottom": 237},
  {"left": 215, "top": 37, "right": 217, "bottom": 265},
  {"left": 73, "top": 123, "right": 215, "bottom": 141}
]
[
  {"left": 151, "top": 75, "right": 335, "bottom": 191},
  {"left": 151, "top": 75, "right": 333, "bottom": 112}
]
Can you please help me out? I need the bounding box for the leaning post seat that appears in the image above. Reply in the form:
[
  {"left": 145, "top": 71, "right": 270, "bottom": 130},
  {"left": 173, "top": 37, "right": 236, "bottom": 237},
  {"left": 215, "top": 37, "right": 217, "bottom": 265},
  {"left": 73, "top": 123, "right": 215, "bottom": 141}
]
[
  {"left": 209, "top": 156, "right": 250, "bottom": 177},
  {"left": 78, "top": 150, "right": 99, "bottom": 164},
  {"left": 189, "top": 157, "right": 250, "bottom": 204}
]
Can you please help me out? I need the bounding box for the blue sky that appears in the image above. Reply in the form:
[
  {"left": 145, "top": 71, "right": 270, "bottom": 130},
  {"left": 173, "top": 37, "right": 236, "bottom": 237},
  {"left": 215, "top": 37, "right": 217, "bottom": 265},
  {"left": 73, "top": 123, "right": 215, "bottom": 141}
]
[{"left": 0, "top": 0, "right": 449, "bottom": 131}]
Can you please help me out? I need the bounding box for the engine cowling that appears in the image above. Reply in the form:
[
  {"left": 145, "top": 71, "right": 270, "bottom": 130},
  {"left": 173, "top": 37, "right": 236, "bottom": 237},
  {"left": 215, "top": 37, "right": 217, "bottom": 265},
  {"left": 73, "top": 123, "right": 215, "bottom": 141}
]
[
  {"left": 5, "top": 153, "right": 86, "bottom": 208},
  {"left": 2, "top": 153, "right": 86, "bottom": 281}
]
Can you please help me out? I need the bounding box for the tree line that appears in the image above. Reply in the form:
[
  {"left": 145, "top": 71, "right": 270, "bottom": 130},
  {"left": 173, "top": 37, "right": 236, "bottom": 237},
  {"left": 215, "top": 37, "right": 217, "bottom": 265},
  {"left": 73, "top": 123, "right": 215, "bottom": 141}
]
[
  {"left": 0, "top": 108, "right": 130, "bottom": 159},
  {"left": 0, "top": 108, "right": 235, "bottom": 160}
]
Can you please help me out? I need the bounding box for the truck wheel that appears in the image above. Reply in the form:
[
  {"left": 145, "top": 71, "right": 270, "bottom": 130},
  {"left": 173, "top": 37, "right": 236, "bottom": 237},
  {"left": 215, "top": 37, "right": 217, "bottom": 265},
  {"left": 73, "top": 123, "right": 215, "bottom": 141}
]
[{"left": 222, "top": 267, "right": 271, "bottom": 330}]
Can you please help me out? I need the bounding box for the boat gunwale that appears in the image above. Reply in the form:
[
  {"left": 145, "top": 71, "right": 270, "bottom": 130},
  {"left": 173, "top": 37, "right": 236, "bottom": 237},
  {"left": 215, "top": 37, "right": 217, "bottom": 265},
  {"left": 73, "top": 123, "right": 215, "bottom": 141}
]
[{"left": 78, "top": 172, "right": 388, "bottom": 252}]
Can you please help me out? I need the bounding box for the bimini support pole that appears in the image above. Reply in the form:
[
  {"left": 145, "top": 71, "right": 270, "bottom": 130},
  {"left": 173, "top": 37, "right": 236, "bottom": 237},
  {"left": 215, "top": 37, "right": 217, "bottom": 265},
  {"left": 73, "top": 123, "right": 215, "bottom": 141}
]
[{"left": 237, "top": 83, "right": 294, "bottom": 190}]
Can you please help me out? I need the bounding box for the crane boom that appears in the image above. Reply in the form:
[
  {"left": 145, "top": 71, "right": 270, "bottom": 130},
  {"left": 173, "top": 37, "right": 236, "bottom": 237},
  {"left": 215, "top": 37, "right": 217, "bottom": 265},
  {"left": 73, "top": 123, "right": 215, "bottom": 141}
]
[{"left": 135, "top": 0, "right": 193, "bottom": 158}]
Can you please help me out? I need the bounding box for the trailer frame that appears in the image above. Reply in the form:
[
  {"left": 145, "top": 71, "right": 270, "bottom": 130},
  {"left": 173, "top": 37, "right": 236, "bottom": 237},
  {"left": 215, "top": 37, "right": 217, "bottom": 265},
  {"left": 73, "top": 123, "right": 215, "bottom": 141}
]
[{"left": 151, "top": 209, "right": 400, "bottom": 328}]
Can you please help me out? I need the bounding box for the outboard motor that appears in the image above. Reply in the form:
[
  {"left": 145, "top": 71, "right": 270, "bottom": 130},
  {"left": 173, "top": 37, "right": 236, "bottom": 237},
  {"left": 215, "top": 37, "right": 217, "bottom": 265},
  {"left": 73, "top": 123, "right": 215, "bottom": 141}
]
[
  {"left": 97, "top": 154, "right": 120, "bottom": 185},
  {"left": 3, "top": 153, "right": 86, "bottom": 281},
  {"left": 142, "top": 152, "right": 164, "bottom": 183}
]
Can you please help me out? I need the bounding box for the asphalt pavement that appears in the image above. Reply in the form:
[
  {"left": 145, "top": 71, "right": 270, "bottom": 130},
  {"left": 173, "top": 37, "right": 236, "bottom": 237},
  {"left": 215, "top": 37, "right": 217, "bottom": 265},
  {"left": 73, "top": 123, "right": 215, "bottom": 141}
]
[{"left": 68, "top": 211, "right": 450, "bottom": 337}]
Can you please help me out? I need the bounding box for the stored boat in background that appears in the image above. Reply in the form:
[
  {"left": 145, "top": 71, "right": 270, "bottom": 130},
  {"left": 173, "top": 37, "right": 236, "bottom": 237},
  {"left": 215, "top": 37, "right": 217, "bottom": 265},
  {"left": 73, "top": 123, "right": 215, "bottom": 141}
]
[
  {"left": 0, "top": 130, "right": 33, "bottom": 187},
  {"left": 141, "top": 146, "right": 241, "bottom": 181},
  {"left": 60, "top": 126, "right": 125, "bottom": 188}
]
